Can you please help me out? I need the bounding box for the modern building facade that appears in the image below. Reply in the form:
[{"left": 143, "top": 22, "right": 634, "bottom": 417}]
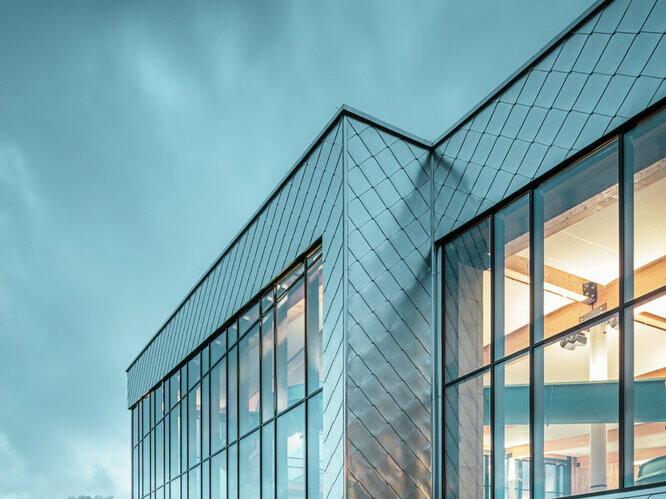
[{"left": 126, "top": 1, "right": 666, "bottom": 497}]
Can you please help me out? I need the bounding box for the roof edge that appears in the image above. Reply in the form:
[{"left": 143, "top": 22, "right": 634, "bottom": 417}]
[
  {"left": 126, "top": 105, "right": 429, "bottom": 373},
  {"left": 432, "top": 0, "right": 609, "bottom": 148}
]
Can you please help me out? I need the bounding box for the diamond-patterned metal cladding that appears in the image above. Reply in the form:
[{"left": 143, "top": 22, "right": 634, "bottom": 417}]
[
  {"left": 345, "top": 117, "right": 432, "bottom": 499},
  {"left": 126, "top": 120, "right": 347, "bottom": 499},
  {"left": 434, "top": 0, "right": 666, "bottom": 240}
]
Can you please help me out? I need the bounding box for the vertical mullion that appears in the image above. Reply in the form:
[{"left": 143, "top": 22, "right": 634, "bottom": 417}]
[
  {"left": 273, "top": 292, "right": 278, "bottom": 499},
  {"left": 530, "top": 187, "right": 545, "bottom": 499},
  {"left": 441, "top": 246, "right": 447, "bottom": 498},
  {"left": 304, "top": 255, "right": 309, "bottom": 498},
  {"left": 490, "top": 214, "right": 496, "bottom": 499},
  {"left": 259, "top": 308, "right": 264, "bottom": 499},
  {"left": 620, "top": 133, "right": 635, "bottom": 488},
  {"left": 492, "top": 212, "right": 506, "bottom": 499}
]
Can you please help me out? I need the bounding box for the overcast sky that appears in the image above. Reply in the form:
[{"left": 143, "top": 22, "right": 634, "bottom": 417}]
[{"left": 0, "top": 1, "right": 594, "bottom": 497}]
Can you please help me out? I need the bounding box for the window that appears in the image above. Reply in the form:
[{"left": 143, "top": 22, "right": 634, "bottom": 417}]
[
  {"left": 262, "top": 311, "right": 275, "bottom": 422},
  {"left": 276, "top": 275, "right": 306, "bottom": 412},
  {"left": 442, "top": 109, "right": 666, "bottom": 498},
  {"left": 211, "top": 449, "right": 227, "bottom": 499},
  {"left": 262, "top": 422, "right": 275, "bottom": 499},
  {"left": 239, "top": 323, "right": 260, "bottom": 435},
  {"left": 444, "top": 218, "right": 491, "bottom": 382},
  {"left": 277, "top": 404, "right": 305, "bottom": 499},
  {"left": 211, "top": 357, "right": 227, "bottom": 453},
  {"left": 239, "top": 430, "right": 260, "bottom": 498},
  {"left": 624, "top": 291, "right": 666, "bottom": 488},
  {"left": 130, "top": 245, "right": 323, "bottom": 499}
]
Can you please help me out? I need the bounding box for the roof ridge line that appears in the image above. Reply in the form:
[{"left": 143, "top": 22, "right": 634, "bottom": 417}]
[{"left": 432, "top": 0, "right": 610, "bottom": 148}]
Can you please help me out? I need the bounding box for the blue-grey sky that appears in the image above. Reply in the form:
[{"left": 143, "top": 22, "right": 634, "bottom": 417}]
[{"left": 0, "top": 1, "right": 594, "bottom": 497}]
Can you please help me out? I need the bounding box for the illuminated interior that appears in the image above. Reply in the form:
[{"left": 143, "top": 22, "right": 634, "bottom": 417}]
[{"left": 444, "top": 108, "right": 666, "bottom": 499}]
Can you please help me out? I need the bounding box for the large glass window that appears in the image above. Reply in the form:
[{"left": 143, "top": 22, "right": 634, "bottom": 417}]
[
  {"left": 494, "top": 196, "right": 530, "bottom": 358},
  {"left": 536, "top": 316, "right": 619, "bottom": 496},
  {"left": 444, "top": 218, "right": 491, "bottom": 382},
  {"left": 170, "top": 404, "right": 180, "bottom": 480},
  {"left": 239, "top": 430, "right": 260, "bottom": 498},
  {"left": 262, "top": 422, "right": 275, "bottom": 499},
  {"left": 239, "top": 323, "right": 260, "bottom": 435},
  {"left": 307, "top": 252, "right": 323, "bottom": 394},
  {"left": 624, "top": 291, "right": 666, "bottom": 487},
  {"left": 494, "top": 354, "right": 530, "bottom": 498},
  {"left": 211, "top": 357, "right": 227, "bottom": 454},
  {"left": 536, "top": 141, "right": 619, "bottom": 341},
  {"left": 624, "top": 108, "right": 666, "bottom": 300},
  {"left": 211, "top": 449, "right": 227, "bottom": 499},
  {"left": 276, "top": 276, "right": 306, "bottom": 412},
  {"left": 442, "top": 108, "right": 666, "bottom": 498},
  {"left": 277, "top": 404, "right": 306, "bottom": 499},
  {"left": 444, "top": 371, "right": 490, "bottom": 498},
  {"left": 130, "top": 245, "right": 323, "bottom": 499},
  {"left": 262, "top": 311, "right": 275, "bottom": 422},
  {"left": 189, "top": 384, "right": 202, "bottom": 466}
]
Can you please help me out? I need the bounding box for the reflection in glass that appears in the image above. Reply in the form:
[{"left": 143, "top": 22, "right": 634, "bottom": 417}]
[
  {"left": 170, "top": 405, "right": 180, "bottom": 479},
  {"left": 277, "top": 264, "right": 305, "bottom": 298},
  {"left": 262, "top": 288, "right": 274, "bottom": 314},
  {"left": 156, "top": 420, "right": 164, "bottom": 488},
  {"left": 494, "top": 196, "right": 530, "bottom": 359},
  {"left": 211, "top": 329, "right": 227, "bottom": 366},
  {"left": 262, "top": 422, "right": 275, "bottom": 499},
  {"left": 189, "top": 354, "right": 201, "bottom": 391},
  {"left": 229, "top": 347, "right": 238, "bottom": 443},
  {"left": 143, "top": 394, "right": 150, "bottom": 436},
  {"left": 210, "top": 451, "right": 227, "bottom": 499},
  {"left": 240, "top": 301, "right": 260, "bottom": 338},
  {"left": 262, "top": 311, "right": 275, "bottom": 422},
  {"left": 211, "top": 449, "right": 227, "bottom": 499},
  {"left": 277, "top": 404, "right": 305, "bottom": 499},
  {"left": 627, "top": 293, "right": 666, "bottom": 487},
  {"left": 189, "top": 385, "right": 201, "bottom": 466},
  {"left": 537, "top": 317, "right": 619, "bottom": 496},
  {"left": 203, "top": 460, "right": 210, "bottom": 499},
  {"left": 624, "top": 108, "right": 666, "bottom": 300},
  {"left": 307, "top": 257, "right": 323, "bottom": 394},
  {"left": 142, "top": 434, "right": 150, "bottom": 496},
  {"left": 170, "top": 476, "right": 180, "bottom": 499},
  {"left": 494, "top": 354, "right": 530, "bottom": 498},
  {"left": 444, "top": 218, "right": 491, "bottom": 382},
  {"left": 211, "top": 357, "right": 227, "bottom": 453},
  {"left": 536, "top": 141, "right": 619, "bottom": 340},
  {"left": 132, "top": 406, "right": 139, "bottom": 447},
  {"left": 155, "top": 383, "right": 164, "bottom": 421},
  {"left": 307, "top": 393, "right": 324, "bottom": 498},
  {"left": 189, "top": 465, "right": 201, "bottom": 498},
  {"left": 240, "top": 430, "right": 260, "bottom": 498},
  {"left": 181, "top": 397, "right": 188, "bottom": 472},
  {"left": 277, "top": 278, "right": 306, "bottom": 412},
  {"left": 170, "top": 370, "right": 180, "bottom": 409},
  {"left": 239, "top": 323, "right": 260, "bottom": 434},
  {"left": 228, "top": 323, "right": 238, "bottom": 347},
  {"left": 229, "top": 443, "right": 238, "bottom": 499},
  {"left": 444, "top": 371, "right": 490, "bottom": 499},
  {"left": 132, "top": 446, "right": 139, "bottom": 499},
  {"left": 203, "top": 374, "right": 210, "bottom": 459}
]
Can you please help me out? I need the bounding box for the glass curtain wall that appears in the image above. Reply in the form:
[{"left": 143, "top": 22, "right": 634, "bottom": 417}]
[
  {"left": 131, "top": 245, "right": 324, "bottom": 499},
  {"left": 443, "top": 107, "right": 666, "bottom": 499}
]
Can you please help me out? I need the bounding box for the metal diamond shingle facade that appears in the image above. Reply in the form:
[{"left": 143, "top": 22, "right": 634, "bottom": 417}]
[
  {"left": 433, "top": 0, "right": 666, "bottom": 240},
  {"left": 345, "top": 118, "right": 432, "bottom": 498},
  {"left": 127, "top": 0, "right": 666, "bottom": 497}
]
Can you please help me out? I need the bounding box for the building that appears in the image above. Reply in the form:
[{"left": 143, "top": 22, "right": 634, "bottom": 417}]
[{"left": 126, "top": 0, "right": 666, "bottom": 497}]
